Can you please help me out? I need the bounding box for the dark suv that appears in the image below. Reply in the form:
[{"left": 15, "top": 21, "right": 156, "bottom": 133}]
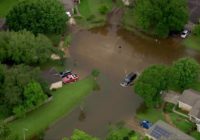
[{"left": 120, "top": 72, "right": 137, "bottom": 87}]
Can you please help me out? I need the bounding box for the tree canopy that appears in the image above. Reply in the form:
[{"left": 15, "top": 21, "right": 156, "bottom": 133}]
[
  {"left": 133, "top": 0, "right": 188, "bottom": 37},
  {"left": 170, "top": 57, "right": 200, "bottom": 90},
  {"left": 134, "top": 65, "right": 168, "bottom": 107},
  {"left": 0, "top": 30, "right": 63, "bottom": 65},
  {"left": 134, "top": 57, "right": 200, "bottom": 107},
  {"left": 6, "top": 0, "right": 67, "bottom": 34},
  {"left": 0, "top": 64, "right": 48, "bottom": 117}
]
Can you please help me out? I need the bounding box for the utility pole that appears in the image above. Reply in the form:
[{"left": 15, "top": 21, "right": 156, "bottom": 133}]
[{"left": 23, "top": 128, "right": 28, "bottom": 140}]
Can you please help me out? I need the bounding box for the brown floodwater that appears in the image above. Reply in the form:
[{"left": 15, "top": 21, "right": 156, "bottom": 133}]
[{"left": 44, "top": 23, "right": 200, "bottom": 140}]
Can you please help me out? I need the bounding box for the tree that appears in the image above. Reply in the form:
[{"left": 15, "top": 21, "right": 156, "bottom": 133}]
[
  {"left": 70, "top": 129, "right": 99, "bottom": 140},
  {"left": 6, "top": 0, "right": 67, "bottom": 34},
  {"left": 0, "top": 30, "right": 63, "bottom": 65},
  {"left": 23, "top": 81, "right": 47, "bottom": 109},
  {"left": 134, "top": 65, "right": 168, "bottom": 107},
  {"left": 133, "top": 0, "right": 188, "bottom": 37},
  {"left": 0, "top": 64, "right": 48, "bottom": 117},
  {"left": 170, "top": 57, "right": 200, "bottom": 90}
]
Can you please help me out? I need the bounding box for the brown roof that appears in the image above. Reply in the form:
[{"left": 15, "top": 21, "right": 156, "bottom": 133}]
[{"left": 179, "top": 89, "right": 200, "bottom": 106}]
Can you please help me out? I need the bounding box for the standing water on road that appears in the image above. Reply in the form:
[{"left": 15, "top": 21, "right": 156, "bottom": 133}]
[{"left": 44, "top": 9, "right": 200, "bottom": 140}]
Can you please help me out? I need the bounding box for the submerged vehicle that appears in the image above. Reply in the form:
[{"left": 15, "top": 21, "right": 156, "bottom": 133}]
[{"left": 120, "top": 72, "right": 138, "bottom": 87}]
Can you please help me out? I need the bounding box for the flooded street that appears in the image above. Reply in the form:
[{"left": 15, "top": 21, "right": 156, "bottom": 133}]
[{"left": 44, "top": 22, "right": 200, "bottom": 140}]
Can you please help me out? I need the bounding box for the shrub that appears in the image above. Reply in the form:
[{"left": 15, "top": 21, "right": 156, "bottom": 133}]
[
  {"left": 163, "top": 102, "right": 174, "bottom": 113},
  {"left": 99, "top": 5, "right": 109, "bottom": 15},
  {"left": 64, "top": 34, "right": 72, "bottom": 47},
  {"left": 91, "top": 69, "right": 100, "bottom": 78}
]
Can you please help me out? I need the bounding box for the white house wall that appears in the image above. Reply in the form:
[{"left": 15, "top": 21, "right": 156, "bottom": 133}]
[
  {"left": 50, "top": 81, "right": 63, "bottom": 90},
  {"left": 178, "top": 101, "right": 192, "bottom": 112}
]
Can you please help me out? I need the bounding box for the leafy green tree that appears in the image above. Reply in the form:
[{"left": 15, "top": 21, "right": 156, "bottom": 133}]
[
  {"left": 23, "top": 81, "right": 47, "bottom": 109},
  {"left": 170, "top": 57, "right": 200, "bottom": 90},
  {"left": 134, "top": 65, "right": 168, "bottom": 107},
  {"left": 133, "top": 0, "right": 188, "bottom": 37},
  {"left": 0, "top": 64, "right": 48, "bottom": 117},
  {"left": 70, "top": 129, "right": 99, "bottom": 140},
  {"left": 6, "top": 0, "right": 67, "bottom": 34},
  {"left": 0, "top": 30, "right": 63, "bottom": 65}
]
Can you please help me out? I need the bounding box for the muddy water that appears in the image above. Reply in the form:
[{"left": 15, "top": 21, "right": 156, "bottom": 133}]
[{"left": 44, "top": 24, "right": 200, "bottom": 140}]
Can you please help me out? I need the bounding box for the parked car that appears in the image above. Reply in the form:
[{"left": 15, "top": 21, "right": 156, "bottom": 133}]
[
  {"left": 140, "top": 120, "right": 152, "bottom": 129},
  {"left": 66, "top": 11, "right": 71, "bottom": 17},
  {"left": 181, "top": 29, "right": 189, "bottom": 38},
  {"left": 59, "top": 70, "right": 72, "bottom": 78},
  {"left": 62, "top": 73, "right": 79, "bottom": 84},
  {"left": 120, "top": 72, "right": 138, "bottom": 87}
]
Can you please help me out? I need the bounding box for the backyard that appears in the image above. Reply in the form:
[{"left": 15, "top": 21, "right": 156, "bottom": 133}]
[
  {"left": 7, "top": 77, "right": 96, "bottom": 140},
  {"left": 75, "top": 0, "right": 123, "bottom": 28}
]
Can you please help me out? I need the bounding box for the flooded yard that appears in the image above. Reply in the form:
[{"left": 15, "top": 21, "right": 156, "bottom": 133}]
[{"left": 44, "top": 22, "right": 200, "bottom": 140}]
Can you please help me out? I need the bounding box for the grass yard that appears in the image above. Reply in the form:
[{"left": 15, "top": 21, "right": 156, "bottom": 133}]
[
  {"left": 76, "top": 0, "right": 122, "bottom": 29},
  {"left": 7, "top": 77, "right": 96, "bottom": 140},
  {"left": 122, "top": 8, "right": 135, "bottom": 30},
  {"left": 169, "top": 113, "right": 195, "bottom": 134},
  {"left": 183, "top": 35, "right": 200, "bottom": 51},
  {"left": 0, "top": 0, "right": 19, "bottom": 17},
  {"left": 190, "top": 131, "right": 200, "bottom": 140},
  {"left": 136, "top": 108, "right": 164, "bottom": 123}
]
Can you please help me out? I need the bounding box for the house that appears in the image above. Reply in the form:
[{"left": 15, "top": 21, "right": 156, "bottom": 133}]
[
  {"left": 145, "top": 120, "right": 195, "bottom": 140},
  {"left": 178, "top": 89, "right": 200, "bottom": 132},
  {"left": 42, "top": 68, "right": 63, "bottom": 90},
  {"left": 178, "top": 89, "right": 200, "bottom": 122}
]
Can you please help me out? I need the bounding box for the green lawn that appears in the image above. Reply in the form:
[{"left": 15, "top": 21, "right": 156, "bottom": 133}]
[
  {"left": 7, "top": 77, "right": 95, "bottom": 140},
  {"left": 76, "top": 0, "right": 121, "bottom": 29},
  {"left": 0, "top": 0, "right": 19, "bottom": 17},
  {"left": 122, "top": 8, "right": 135, "bottom": 30},
  {"left": 136, "top": 108, "right": 164, "bottom": 123},
  {"left": 169, "top": 113, "right": 195, "bottom": 134},
  {"left": 190, "top": 131, "right": 200, "bottom": 140},
  {"left": 183, "top": 35, "right": 200, "bottom": 51}
]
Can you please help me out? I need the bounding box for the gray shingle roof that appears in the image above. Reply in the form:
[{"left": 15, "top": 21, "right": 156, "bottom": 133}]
[
  {"left": 189, "top": 100, "right": 200, "bottom": 119},
  {"left": 179, "top": 89, "right": 200, "bottom": 106},
  {"left": 41, "top": 68, "right": 61, "bottom": 85},
  {"left": 146, "top": 120, "right": 195, "bottom": 140}
]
